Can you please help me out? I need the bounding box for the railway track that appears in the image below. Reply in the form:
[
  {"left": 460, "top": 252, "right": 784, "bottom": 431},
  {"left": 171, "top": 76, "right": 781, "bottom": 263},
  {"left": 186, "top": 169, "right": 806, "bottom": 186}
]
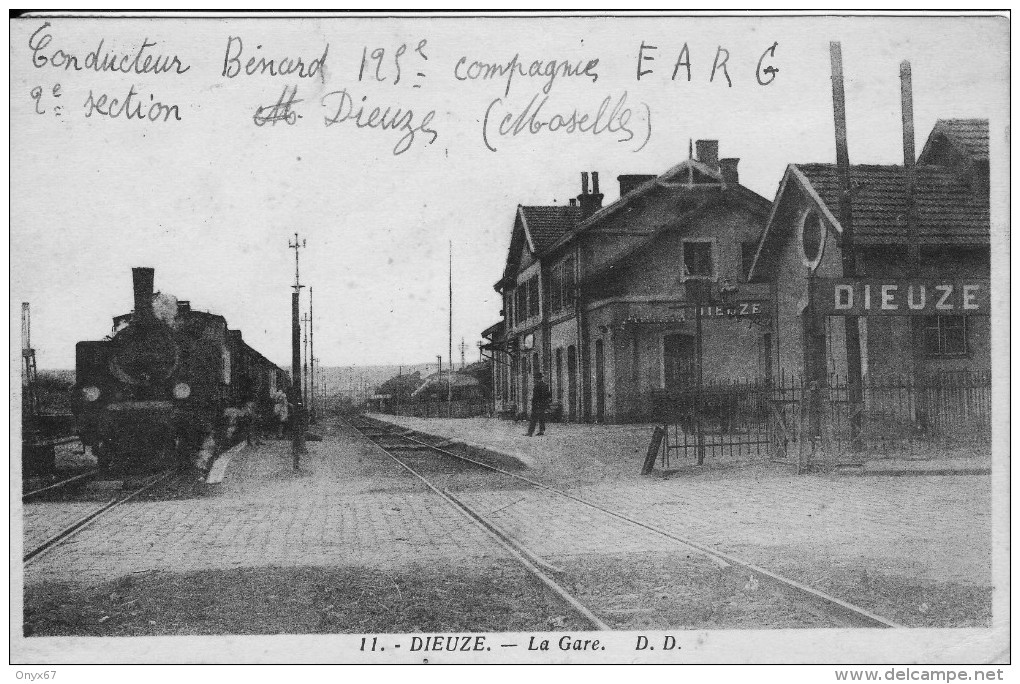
[
  {"left": 346, "top": 414, "right": 902, "bottom": 630},
  {"left": 23, "top": 469, "right": 181, "bottom": 564},
  {"left": 23, "top": 469, "right": 101, "bottom": 502}
]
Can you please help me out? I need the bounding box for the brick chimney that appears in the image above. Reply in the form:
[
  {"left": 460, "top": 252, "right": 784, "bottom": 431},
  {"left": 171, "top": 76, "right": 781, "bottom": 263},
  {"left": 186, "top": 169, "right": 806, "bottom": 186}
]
[
  {"left": 695, "top": 140, "right": 719, "bottom": 168},
  {"left": 577, "top": 170, "right": 604, "bottom": 220},
  {"left": 720, "top": 158, "right": 740, "bottom": 185},
  {"left": 618, "top": 174, "right": 657, "bottom": 197}
]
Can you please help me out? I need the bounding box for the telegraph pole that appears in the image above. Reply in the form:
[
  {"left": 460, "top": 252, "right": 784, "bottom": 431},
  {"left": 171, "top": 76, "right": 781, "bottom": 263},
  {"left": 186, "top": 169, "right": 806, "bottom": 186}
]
[
  {"left": 830, "top": 42, "right": 864, "bottom": 450},
  {"left": 288, "top": 232, "right": 306, "bottom": 468},
  {"left": 311, "top": 355, "right": 318, "bottom": 420},
  {"left": 437, "top": 355, "right": 443, "bottom": 403},
  {"left": 21, "top": 303, "right": 38, "bottom": 419},
  {"left": 452, "top": 240, "right": 456, "bottom": 417},
  {"left": 302, "top": 312, "right": 310, "bottom": 412},
  {"left": 901, "top": 60, "right": 922, "bottom": 402},
  {"left": 309, "top": 286, "right": 316, "bottom": 423}
]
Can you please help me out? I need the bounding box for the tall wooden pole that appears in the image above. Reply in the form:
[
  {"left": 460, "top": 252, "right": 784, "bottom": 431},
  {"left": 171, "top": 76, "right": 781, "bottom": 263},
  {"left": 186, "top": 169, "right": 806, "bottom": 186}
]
[
  {"left": 302, "top": 312, "right": 310, "bottom": 412},
  {"left": 309, "top": 286, "right": 315, "bottom": 422},
  {"left": 291, "top": 290, "right": 302, "bottom": 465},
  {"left": 288, "top": 233, "right": 306, "bottom": 468},
  {"left": 901, "top": 59, "right": 923, "bottom": 409},
  {"left": 695, "top": 297, "right": 705, "bottom": 465},
  {"left": 901, "top": 61, "right": 917, "bottom": 261},
  {"left": 448, "top": 241, "right": 453, "bottom": 417},
  {"left": 830, "top": 42, "right": 864, "bottom": 449}
]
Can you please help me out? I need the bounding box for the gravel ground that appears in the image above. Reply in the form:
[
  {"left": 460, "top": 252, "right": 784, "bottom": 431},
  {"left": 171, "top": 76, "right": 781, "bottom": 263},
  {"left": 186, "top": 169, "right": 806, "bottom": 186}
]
[
  {"left": 725, "top": 544, "right": 992, "bottom": 628},
  {"left": 23, "top": 560, "right": 591, "bottom": 637},
  {"left": 557, "top": 551, "right": 833, "bottom": 630}
]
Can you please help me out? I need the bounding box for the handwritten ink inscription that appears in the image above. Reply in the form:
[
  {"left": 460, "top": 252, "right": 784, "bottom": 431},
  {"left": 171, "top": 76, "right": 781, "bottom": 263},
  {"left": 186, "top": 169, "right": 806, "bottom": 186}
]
[
  {"left": 482, "top": 91, "right": 650, "bottom": 153},
  {"left": 221, "top": 36, "right": 328, "bottom": 81},
  {"left": 635, "top": 40, "right": 780, "bottom": 87},
  {"left": 453, "top": 53, "right": 600, "bottom": 96},
  {"left": 83, "top": 85, "right": 181, "bottom": 122},
  {"left": 359, "top": 39, "right": 429, "bottom": 88},
  {"left": 29, "top": 22, "right": 191, "bottom": 75},
  {"left": 321, "top": 89, "right": 438, "bottom": 155},
  {"left": 254, "top": 86, "right": 303, "bottom": 126},
  {"left": 20, "top": 22, "right": 782, "bottom": 154}
]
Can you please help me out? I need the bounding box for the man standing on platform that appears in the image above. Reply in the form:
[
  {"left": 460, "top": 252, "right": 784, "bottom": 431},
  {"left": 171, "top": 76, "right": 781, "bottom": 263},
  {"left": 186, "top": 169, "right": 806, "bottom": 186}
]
[
  {"left": 526, "top": 371, "right": 552, "bottom": 437},
  {"left": 272, "top": 389, "right": 289, "bottom": 439}
]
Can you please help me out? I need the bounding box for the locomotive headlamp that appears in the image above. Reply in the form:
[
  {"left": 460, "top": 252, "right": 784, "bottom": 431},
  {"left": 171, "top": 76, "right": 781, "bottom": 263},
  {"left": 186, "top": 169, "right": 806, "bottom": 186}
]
[
  {"left": 172, "top": 382, "right": 191, "bottom": 400},
  {"left": 82, "top": 386, "right": 101, "bottom": 402}
]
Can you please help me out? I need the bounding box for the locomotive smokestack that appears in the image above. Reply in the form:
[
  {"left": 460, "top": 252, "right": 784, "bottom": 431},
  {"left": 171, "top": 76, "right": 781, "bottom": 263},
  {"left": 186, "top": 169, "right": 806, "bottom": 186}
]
[{"left": 132, "top": 267, "right": 155, "bottom": 322}]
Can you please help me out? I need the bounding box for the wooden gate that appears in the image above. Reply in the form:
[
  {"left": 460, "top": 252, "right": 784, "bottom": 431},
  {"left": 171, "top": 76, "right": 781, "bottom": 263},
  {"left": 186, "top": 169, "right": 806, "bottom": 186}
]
[{"left": 653, "top": 379, "right": 773, "bottom": 467}]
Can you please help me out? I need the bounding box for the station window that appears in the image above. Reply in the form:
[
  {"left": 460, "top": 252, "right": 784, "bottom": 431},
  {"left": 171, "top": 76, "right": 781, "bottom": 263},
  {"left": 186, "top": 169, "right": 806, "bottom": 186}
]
[
  {"left": 515, "top": 286, "right": 528, "bottom": 324},
  {"left": 923, "top": 316, "right": 969, "bottom": 356},
  {"left": 528, "top": 277, "right": 540, "bottom": 318},
  {"left": 550, "top": 257, "right": 576, "bottom": 312},
  {"left": 683, "top": 241, "right": 714, "bottom": 278},
  {"left": 562, "top": 257, "right": 576, "bottom": 309},
  {"left": 549, "top": 268, "right": 561, "bottom": 312}
]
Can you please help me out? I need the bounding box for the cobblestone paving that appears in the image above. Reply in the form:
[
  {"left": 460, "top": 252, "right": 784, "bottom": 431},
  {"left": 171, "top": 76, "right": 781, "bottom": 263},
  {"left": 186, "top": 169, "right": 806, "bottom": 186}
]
[
  {"left": 454, "top": 474, "right": 990, "bottom": 586},
  {"left": 370, "top": 415, "right": 993, "bottom": 588},
  {"left": 23, "top": 503, "right": 108, "bottom": 553},
  {"left": 24, "top": 433, "right": 504, "bottom": 586},
  {"left": 576, "top": 474, "right": 991, "bottom": 585},
  {"left": 23, "top": 418, "right": 992, "bottom": 603},
  {"left": 455, "top": 489, "right": 696, "bottom": 559}
]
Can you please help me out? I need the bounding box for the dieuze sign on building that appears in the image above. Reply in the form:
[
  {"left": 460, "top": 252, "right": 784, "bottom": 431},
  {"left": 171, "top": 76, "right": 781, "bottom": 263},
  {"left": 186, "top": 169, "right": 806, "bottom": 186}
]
[{"left": 812, "top": 279, "right": 990, "bottom": 316}]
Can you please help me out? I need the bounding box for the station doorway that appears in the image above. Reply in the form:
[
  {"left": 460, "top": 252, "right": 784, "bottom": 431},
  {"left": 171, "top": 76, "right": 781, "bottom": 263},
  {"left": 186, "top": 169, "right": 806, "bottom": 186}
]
[{"left": 663, "top": 334, "right": 695, "bottom": 394}]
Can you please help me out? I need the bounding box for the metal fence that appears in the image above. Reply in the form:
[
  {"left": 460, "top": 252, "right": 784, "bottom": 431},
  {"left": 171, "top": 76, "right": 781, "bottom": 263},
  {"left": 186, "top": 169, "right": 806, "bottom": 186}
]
[
  {"left": 827, "top": 370, "right": 992, "bottom": 465},
  {"left": 652, "top": 370, "right": 991, "bottom": 470}
]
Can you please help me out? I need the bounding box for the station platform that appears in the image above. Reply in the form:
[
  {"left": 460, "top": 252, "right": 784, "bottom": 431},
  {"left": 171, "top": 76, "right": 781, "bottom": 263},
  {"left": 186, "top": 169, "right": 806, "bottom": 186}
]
[
  {"left": 369, "top": 413, "right": 675, "bottom": 485},
  {"left": 364, "top": 413, "right": 992, "bottom": 480}
]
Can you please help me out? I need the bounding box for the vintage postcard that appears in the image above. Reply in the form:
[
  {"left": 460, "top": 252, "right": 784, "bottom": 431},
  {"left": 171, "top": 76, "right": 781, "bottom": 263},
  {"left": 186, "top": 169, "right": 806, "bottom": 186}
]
[{"left": 10, "top": 11, "right": 1010, "bottom": 670}]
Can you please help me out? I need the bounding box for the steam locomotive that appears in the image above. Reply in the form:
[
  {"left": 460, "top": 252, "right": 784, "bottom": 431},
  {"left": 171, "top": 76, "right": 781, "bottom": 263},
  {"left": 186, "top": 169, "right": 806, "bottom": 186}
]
[{"left": 73, "top": 268, "right": 288, "bottom": 474}]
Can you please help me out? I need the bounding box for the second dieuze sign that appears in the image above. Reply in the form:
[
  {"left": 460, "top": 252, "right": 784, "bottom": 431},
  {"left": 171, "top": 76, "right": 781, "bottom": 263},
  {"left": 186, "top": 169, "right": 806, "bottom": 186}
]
[{"left": 812, "top": 279, "right": 990, "bottom": 316}]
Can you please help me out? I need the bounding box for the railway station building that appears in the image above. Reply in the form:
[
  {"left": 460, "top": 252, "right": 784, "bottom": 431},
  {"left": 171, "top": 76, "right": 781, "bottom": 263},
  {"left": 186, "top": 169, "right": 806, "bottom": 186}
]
[
  {"left": 483, "top": 118, "right": 991, "bottom": 434},
  {"left": 482, "top": 141, "right": 773, "bottom": 423},
  {"left": 745, "top": 118, "right": 991, "bottom": 457},
  {"left": 747, "top": 118, "right": 991, "bottom": 384}
]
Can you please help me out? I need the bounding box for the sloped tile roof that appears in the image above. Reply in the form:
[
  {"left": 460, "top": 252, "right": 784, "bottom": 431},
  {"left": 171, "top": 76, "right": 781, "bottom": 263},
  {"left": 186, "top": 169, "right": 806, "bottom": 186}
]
[
  {"left": 519, "top": 205, "right": 580, "bottom": 252},
  {"left": 796, "top": 163, "right": 989, "bottom": 244},
  {"left": 926, "top": 118, "right": 989, "bottom": 162}
]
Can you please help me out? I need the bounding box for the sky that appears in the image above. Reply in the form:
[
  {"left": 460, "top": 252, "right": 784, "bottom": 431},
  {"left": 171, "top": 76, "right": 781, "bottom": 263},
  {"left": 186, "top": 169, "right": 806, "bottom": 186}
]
[{"left": 10, "top": 13, "right": 1009, "bottom": 370}]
